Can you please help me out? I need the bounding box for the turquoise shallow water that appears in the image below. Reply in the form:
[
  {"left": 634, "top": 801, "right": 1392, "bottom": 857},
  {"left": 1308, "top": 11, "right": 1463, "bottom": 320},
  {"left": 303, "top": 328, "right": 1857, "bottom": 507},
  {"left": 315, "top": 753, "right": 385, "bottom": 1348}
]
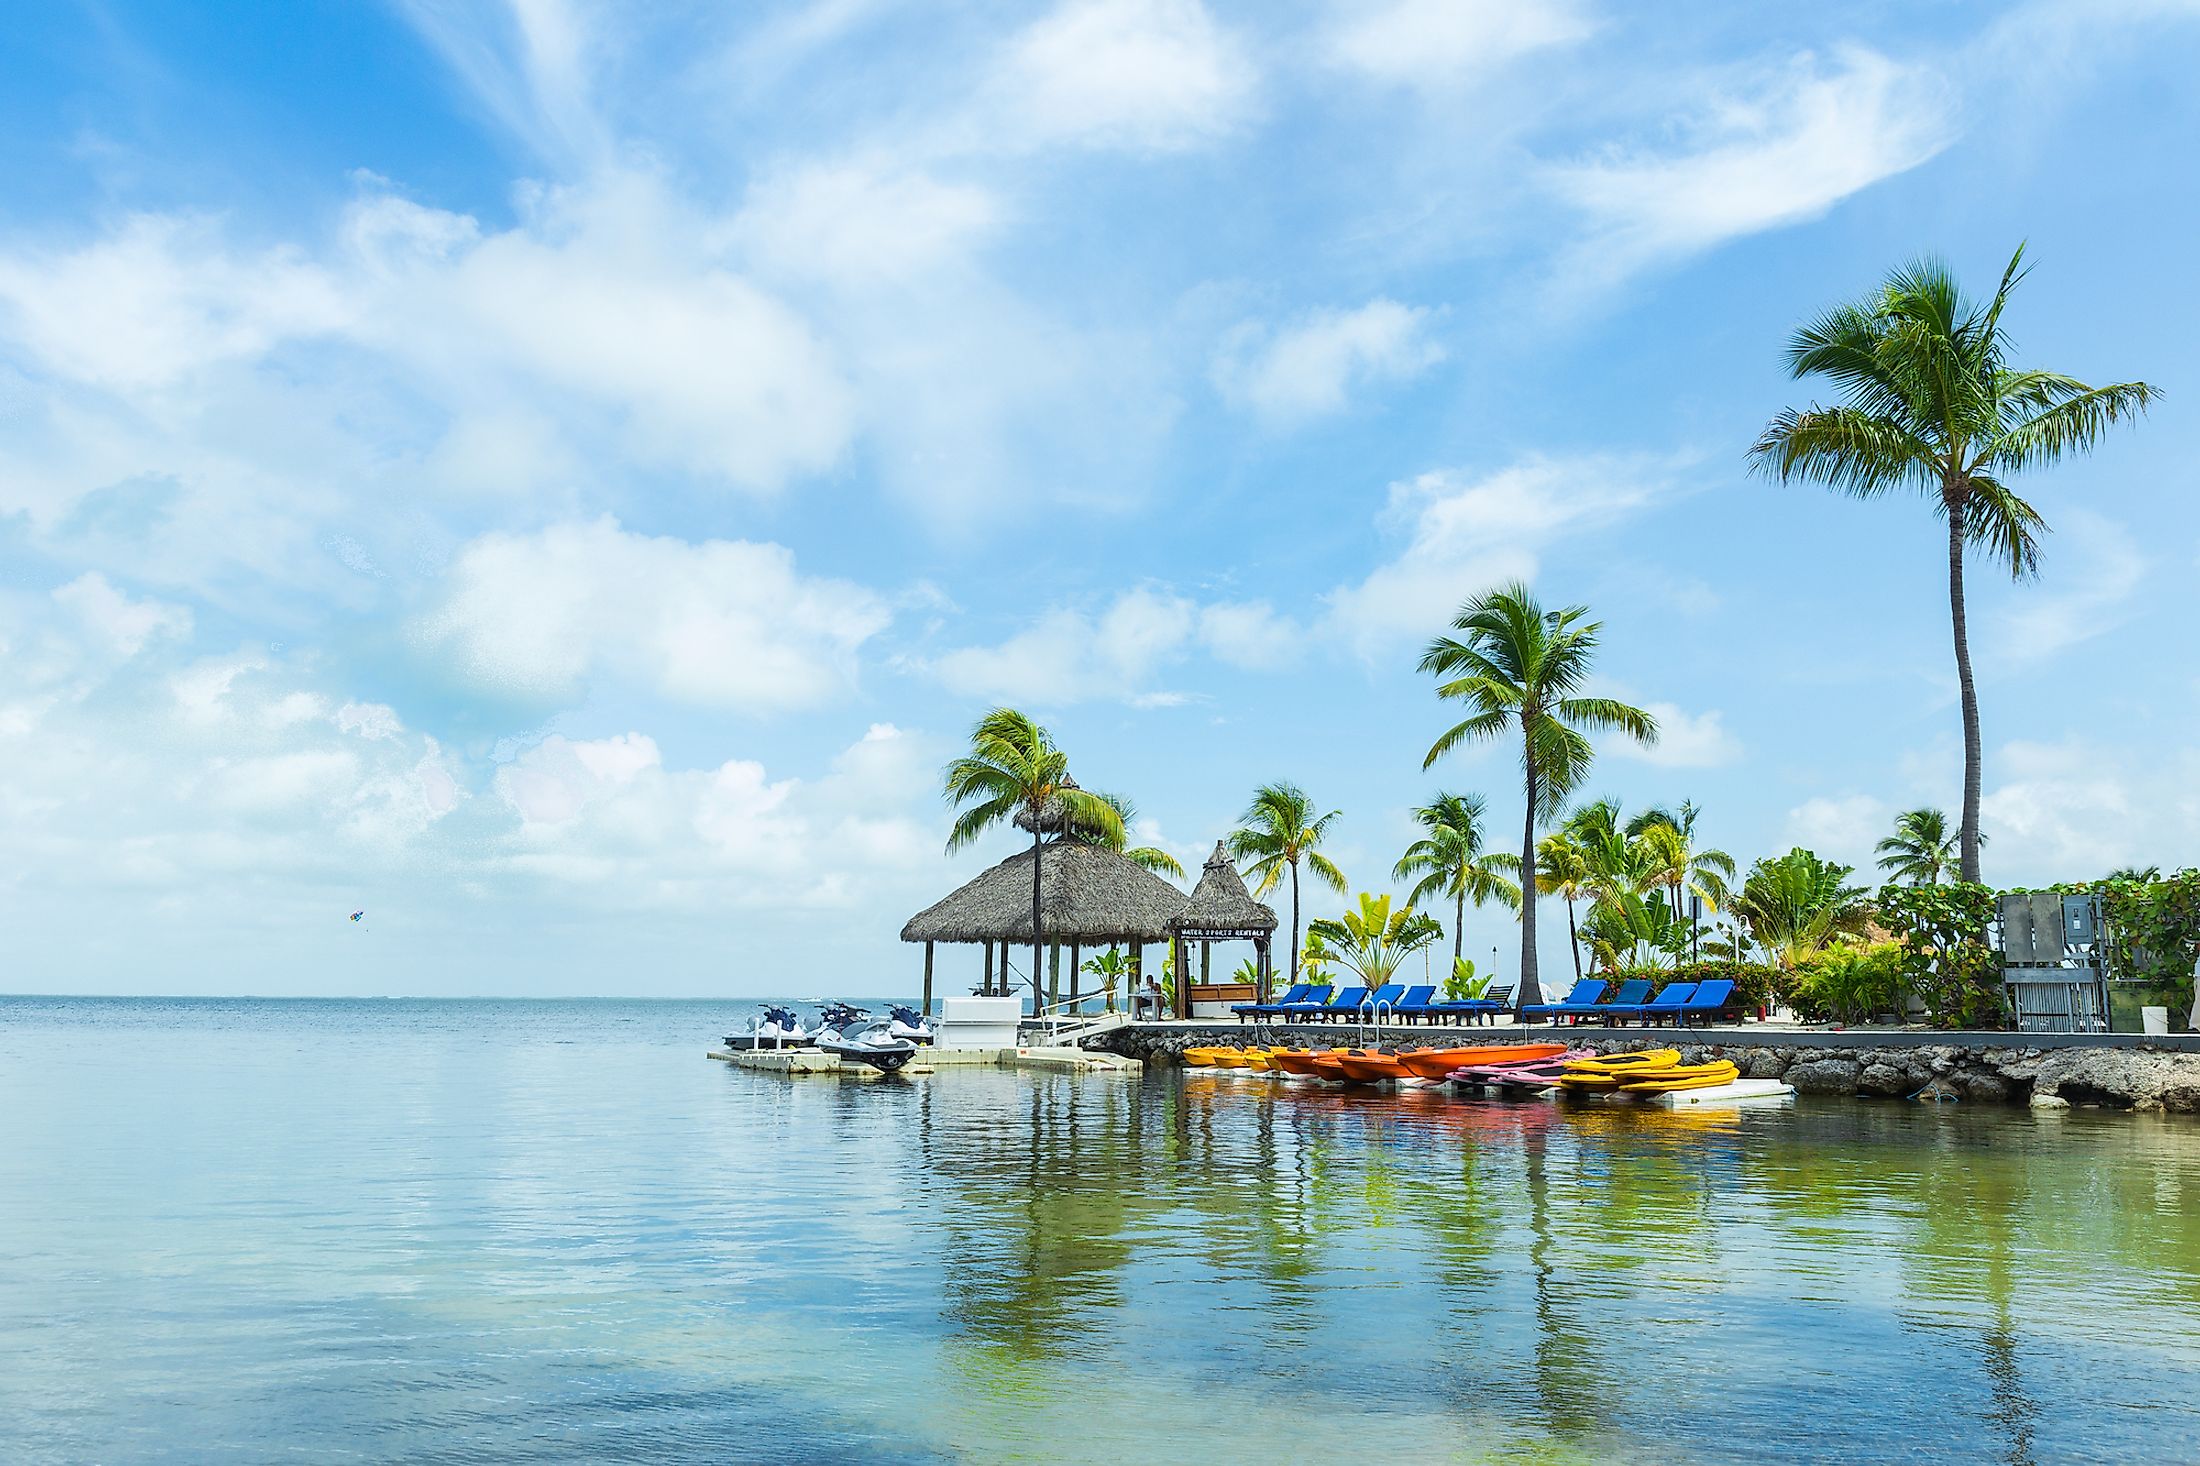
[{"left": 3, "top": 998, "right": 2199, "bottom": 1464}]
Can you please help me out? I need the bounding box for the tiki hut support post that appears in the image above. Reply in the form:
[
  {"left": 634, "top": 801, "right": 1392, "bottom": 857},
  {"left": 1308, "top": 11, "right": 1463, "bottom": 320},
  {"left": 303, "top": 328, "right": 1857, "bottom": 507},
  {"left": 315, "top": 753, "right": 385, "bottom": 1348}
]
[
  {"left": 1069, "top": 941, "right": 1081, "bottom": 1014},
  {"left": 923, "top": 941, "right": 935, "bottom": 1016},
  {"left": 1173, "top": 934, "right": 1189, "bottom": 1018},
  {"left": 1201, "top": 941, "right": 1211, "bottom": 984}
]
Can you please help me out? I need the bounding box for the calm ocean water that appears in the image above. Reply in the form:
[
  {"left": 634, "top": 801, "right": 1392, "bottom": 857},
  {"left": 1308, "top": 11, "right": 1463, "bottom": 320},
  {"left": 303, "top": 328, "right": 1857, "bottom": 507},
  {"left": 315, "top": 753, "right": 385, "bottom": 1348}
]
[{"left": 3, "top": 996, "right": 2197, "bottom": 1464}]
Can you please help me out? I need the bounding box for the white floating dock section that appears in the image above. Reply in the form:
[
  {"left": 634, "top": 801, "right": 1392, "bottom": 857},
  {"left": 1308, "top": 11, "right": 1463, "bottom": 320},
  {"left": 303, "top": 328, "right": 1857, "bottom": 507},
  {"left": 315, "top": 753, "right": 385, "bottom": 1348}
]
[
  {"left": 708, "top": 1044, "right": 1139, "bottom": 1077},
  {"left": 1650, "top": 1079, "right": 1796, "bottom": 1107}
]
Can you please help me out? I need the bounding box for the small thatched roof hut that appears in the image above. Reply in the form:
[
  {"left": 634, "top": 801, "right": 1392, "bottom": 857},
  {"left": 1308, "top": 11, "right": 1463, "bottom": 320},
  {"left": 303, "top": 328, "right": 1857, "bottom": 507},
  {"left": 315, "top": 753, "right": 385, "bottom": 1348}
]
[
  {"left": 901, "top": 839, "right": 1189, "bottom": 946},
  {"left": 1170, "top": 841, "right": 1278, "bottom": 940}
]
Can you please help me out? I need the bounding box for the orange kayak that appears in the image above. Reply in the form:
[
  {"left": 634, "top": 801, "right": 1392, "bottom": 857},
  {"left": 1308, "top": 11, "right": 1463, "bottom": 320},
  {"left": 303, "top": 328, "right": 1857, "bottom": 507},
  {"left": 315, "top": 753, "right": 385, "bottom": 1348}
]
[
  {"left": 1332, "top": 1051, "right": 1418, "bottom": 1083},
  {"left": 1310, "top": 1052, "right": 1355, "bottom": 1079},
  {"left": 1393, "top": 1043, "right": 1568, "bottom": 1080},
  {"left": 1270, "top": 1049, "right": 1340, "bottom": 1075}
]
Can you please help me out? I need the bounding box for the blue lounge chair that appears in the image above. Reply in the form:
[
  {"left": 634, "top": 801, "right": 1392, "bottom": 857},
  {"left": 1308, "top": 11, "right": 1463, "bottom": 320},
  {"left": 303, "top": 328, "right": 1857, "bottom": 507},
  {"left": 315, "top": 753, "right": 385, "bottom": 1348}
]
[
  {"left": 1233, "top": 982, "right": 1319, "bottom": 1019},
  {"left": 1270, "top": 983, "right": 1334, "bottom": 1019},
  {"left": 1429, "top": 983, "right": 1516, "bottom": 1026},
  {"left": 1519, "top": 979, "right": 1606, "bottom": 1022},
  {"left": 1306, "top": 985, "right": 1370, "bottom": 1022},
  {"left": 1360, "top": 983, "right": 1409, "bottom": 1024},
  {"left": 1677, "top": 978, "right": 1738, "bottom": 1027},
  {"left": 1553, "top": 978, "right": 1653, "bottom": 1025},
  {"left": 1391, "top": 984, "right": 1438, "bottom": 1023},
  {"left": 1616, "top": 981, "right": 1696, "bottom": 1026}
]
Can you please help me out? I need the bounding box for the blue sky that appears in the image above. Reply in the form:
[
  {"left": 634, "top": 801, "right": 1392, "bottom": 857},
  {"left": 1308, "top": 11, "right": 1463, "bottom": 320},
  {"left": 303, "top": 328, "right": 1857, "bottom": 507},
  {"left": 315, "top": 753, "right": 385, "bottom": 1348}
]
[{"left": 3, "top": 0, "right": 2197, "bottom": 996}]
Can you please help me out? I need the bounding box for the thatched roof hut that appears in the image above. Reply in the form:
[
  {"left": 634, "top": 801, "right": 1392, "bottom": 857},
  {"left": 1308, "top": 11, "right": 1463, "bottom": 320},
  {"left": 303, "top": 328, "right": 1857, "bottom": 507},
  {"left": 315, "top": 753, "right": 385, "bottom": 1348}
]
[
  {"left": 901, "top": 838, "right": 1189, "bottom": 946},
  {"left": 1170, "top": 841, "right": 1277, "bottom": 940}
]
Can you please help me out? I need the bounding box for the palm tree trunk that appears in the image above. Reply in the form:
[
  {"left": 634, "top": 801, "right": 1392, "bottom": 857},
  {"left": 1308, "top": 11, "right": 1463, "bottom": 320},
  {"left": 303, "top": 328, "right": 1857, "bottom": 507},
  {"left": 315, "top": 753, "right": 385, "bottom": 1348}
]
[
  {"left": 1947, "top": 497, "right": 1984, "bottom": 883},
  {"left": 1454, "top": 886, "right": 1465, "bottom": 969},
  {"left": 1288, "top": 859, "right": 1302, "bottom": 985},
  {"left": 1519, "top": 757, "right": 1542, "bottom": 1009},
  {"left": 1565, "top": 895, "right": 1582, "bottom": 982},
  {"left": 1030, "top": 826, "right": 1044, "bottom": 1012}
]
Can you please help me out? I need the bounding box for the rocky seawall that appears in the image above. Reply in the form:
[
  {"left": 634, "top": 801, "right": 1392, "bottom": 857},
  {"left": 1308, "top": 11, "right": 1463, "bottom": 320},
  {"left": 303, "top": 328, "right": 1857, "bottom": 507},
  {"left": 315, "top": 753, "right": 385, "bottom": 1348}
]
[{"left": 1093, "top": 1024, "right": 2200, "bottom": 1113}]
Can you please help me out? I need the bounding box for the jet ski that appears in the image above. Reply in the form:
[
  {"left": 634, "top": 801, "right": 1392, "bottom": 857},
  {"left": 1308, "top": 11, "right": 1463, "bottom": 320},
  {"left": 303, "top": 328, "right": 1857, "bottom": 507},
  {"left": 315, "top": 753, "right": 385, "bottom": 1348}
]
[
  {"left": 723, "top": 1005, "right": 812, "bottom": 1051},
  {"left": 886, "top": 1005, "right": 936, "bottom": 1044},
  {"left": 812, "top": 1002, "right": 870, "bottom": 1044},
  {"left": 817, "top": 1018, "right": 919, "bottom": 1073}
]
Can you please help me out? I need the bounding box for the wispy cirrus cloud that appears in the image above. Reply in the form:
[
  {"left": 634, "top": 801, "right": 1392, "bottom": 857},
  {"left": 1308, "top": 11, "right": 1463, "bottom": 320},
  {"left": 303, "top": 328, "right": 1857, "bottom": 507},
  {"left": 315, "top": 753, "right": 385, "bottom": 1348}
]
[{"left": 1548, "top": 46, "right": 1954, "bottom": 286}]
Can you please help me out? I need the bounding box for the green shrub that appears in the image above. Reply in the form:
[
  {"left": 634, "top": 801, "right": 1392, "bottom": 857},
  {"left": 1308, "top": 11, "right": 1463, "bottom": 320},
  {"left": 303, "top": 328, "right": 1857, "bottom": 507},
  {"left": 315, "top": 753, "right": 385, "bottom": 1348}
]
[
  {"left": 1792, "top": 942, "right": 1907, "bottom": 1024},
  {"left": 1608, "top": 959, "right": 1785, "bottom": 1013},
  {"left": 1876, "top": 882, "right": 2004, "bottom": 1028},
  {"left": 2095, "top": 870, "right": 2200, "bottom": 1015}
]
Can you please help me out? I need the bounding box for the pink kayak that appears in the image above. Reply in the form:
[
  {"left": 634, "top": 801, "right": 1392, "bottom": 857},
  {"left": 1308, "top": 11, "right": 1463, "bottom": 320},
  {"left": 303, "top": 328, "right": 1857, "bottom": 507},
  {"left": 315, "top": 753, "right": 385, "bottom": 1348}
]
[{"left": 1450, "top": 1049, "right": 1594, "bottom": 1092}]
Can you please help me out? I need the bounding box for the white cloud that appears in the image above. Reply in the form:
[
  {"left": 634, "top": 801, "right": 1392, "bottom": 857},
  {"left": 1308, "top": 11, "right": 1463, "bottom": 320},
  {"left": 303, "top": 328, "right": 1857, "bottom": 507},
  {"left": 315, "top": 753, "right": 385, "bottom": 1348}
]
[
  {"left": 1785, "top": 793, "right": 1890, "bottom": 871},
  {"left": 1212, "top": 299, "right": 1445, "bottom": 423},
  {"left": 1328, "top": 0, "right": 1592, "bottom": 89},
  {"left": 51, "top": 572, "right": 191, "bottom": 657},
  {"left": 988, "top": 0, "right": 1257, "bottom": 153},
  {"left": 1324, "top": 453, "right": 1679, "bottom": 657},
  {"left": 0, "top": 215, "right": 350, "bottom": 391},
  {"left": 1613, "top": 702, "right": 1741, "bottom": 769},
  {"left": 1198, "top": 600, "right": 1300, "bottom": 671},
  {"left": 1549, "top": 47, "right": 1953, "bottom": 280},
  {"left": 1991, "top": 509, "right": 2146, "bottom": 663},
  {"left": 731, "top": 161, "right": 1002, "bottom": 288},
  {"left": 1979, "top": 740, "right": 2147, "bottom": 880},
  {"left": 934, "top": 587, "right": 1199, "bottom": 704},
  {"left": 416, "top": 518, "right": 890, "bottom": 710}
]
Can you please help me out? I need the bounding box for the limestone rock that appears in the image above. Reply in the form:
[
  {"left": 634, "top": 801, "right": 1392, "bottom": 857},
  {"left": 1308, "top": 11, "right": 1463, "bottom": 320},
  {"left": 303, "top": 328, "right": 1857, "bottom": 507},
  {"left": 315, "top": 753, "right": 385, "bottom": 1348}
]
[
  {"left": 2031, "top": 1091, "right": 2071, "bottom": 1110},
  {"left": 1745, "top": 1052, "right": 1789, "bottom": 1080},
  {"left": 1787, "top": 1057, "right": 1862, "bottom": 1095},
  {"left": 1959, "top": 1072, "right": 2013, "bottom": 1103},
  {"left": 1857, "top": 1061, "right": 1912, "bottom": 1098}
]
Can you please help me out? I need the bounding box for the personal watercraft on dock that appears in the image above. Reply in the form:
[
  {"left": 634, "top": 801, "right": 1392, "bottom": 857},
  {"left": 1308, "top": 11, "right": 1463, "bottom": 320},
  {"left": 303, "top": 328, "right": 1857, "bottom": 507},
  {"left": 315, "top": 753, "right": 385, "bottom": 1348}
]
[
  {"left": 817, "top": 1019, "right": 920, "bottom": 1073},
  {"left": 886, "top": 1005, "right": 937, "bottom": 1045},
  {"left": 723, "top": 1005, "right": 812, "bottom": 1050}
]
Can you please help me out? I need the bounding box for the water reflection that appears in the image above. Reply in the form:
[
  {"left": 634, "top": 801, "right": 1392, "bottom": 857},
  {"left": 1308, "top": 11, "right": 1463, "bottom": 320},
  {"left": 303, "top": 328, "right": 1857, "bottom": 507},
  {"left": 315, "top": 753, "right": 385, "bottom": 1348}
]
[{"left": 6, "top": 999, "right": 2199, "bottom": 1464}]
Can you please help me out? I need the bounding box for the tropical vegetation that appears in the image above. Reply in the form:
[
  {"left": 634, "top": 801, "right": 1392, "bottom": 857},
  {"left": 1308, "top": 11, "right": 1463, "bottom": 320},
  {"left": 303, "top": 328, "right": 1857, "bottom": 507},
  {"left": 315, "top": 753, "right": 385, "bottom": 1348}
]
[
  {"left": 943, "top": 708, "right": 1122, "bottom": 990},
  {"left": 1727, "top": 848, "right": 1872, "bottom": 970},
  {"left": 1419, "top": 583, "right": 1658, "bottom": 1007},
  {"left": 1392, "top": 792, "right": 1520, "bottom": 971},
  {"left": 1753, "top": 247, "right": 2156, "bottom": 883},
  {"left": 1303, "top": 893, "right": 1444, "bottom": 991},
  {"left": 1874, "top": 807, "right": 1975, "bottom": 886},
  {"left": 1227, "top": 782, "right": 1347, "bottom": 987}
]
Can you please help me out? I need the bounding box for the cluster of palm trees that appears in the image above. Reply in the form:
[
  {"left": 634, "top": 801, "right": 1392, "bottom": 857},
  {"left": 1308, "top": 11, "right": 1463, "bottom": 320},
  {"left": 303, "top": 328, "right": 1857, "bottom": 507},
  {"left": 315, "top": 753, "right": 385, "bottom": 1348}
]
[{"left": 935, "top": 250, "right": 2152, "bottom": 1012}]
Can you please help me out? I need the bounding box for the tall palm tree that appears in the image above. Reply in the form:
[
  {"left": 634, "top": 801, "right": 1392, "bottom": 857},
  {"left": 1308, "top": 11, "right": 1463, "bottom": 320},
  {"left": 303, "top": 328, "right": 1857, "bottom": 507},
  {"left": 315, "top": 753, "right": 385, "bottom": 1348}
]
[
  {"left": 1420, "top": 584, "right": 1658, "bottom": 1008},
  {"left": 1073, "top": 791, "right": 1187, "bottom": 879},
  {"left": 943, "top": 708, "right": 1122, "bottom": 994},
  {"left": 1753, "top": 247, "right": 2156, "bottom": 881},
  {"left": 1531, "top": 832, "right": 1594, "bottom": 983},
  {"left": 1874, "top": 806, "right": 1974, "bottom": 885},
  {"left": 1392, "top": 792, "right": 1521, "bottom": 968},
  {"left": 1227, "top": 782, "right": 1347, "bottom": 986}
]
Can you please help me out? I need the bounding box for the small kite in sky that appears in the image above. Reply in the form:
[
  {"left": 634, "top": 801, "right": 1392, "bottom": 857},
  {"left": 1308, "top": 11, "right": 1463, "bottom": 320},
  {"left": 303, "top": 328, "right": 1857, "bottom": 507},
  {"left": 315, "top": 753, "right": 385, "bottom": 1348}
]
[{"left": 350, "top": 911, "right": 365, "bottom": 922}]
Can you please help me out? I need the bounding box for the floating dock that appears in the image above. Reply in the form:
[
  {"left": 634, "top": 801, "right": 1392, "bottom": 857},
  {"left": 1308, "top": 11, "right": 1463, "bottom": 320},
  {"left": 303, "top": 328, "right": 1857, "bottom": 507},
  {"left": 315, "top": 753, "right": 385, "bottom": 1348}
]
[{"left": 708, "top": 1045, "right": 1140, "bottom": 1077}]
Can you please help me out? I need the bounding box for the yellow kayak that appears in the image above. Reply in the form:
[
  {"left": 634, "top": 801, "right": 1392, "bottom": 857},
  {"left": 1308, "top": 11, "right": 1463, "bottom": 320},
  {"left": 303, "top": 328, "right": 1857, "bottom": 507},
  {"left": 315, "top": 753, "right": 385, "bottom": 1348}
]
[
  {"left": 1561, "top": 1049, "right": 1680, "bottom": 1075},
  {"left": 1183, "top": 1046, "right": 1242, "bottom": 1067},
  {"left": 1619, "top": 1062, "right": 1741, "bottom": 1094},
  {"left": 1558, "top": 1049, "right": 1680, "bottom": 1091}
]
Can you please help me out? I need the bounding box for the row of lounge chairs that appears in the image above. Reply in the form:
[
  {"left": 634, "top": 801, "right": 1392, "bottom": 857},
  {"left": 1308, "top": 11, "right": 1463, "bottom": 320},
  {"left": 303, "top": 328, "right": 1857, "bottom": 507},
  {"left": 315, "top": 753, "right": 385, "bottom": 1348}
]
[
  {"left": 1519, "top": 978, "right": 1736, "bottom": 1027},
  {"left": 1232, "top": 982, "right": 1515, "bottom": 1025},
  {"left": 1231, "top": 977, "right": 1739, "bottom": 1028}
]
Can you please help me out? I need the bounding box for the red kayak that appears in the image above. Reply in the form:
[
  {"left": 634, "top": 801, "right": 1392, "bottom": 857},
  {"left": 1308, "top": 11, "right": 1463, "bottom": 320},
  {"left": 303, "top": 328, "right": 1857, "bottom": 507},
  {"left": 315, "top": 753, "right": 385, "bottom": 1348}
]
[{"left": 1394, "top": 1042, "right": 1567, "bottom": 1080}]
